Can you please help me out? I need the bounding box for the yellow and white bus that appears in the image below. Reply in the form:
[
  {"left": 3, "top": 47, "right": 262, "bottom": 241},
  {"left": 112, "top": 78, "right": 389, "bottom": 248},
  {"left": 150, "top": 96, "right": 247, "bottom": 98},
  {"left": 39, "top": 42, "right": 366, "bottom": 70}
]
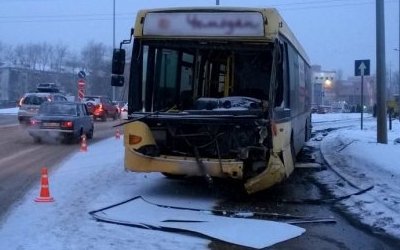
[{"left": 112, "top": 7, "right": 312, "bottom": 194}]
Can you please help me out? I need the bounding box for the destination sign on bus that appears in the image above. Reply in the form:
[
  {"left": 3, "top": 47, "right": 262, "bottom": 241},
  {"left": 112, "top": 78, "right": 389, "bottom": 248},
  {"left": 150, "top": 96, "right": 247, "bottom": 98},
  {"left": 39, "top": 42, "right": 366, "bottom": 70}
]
[{"left": 143, "top": 12, "right": 264, "bottom": 37}]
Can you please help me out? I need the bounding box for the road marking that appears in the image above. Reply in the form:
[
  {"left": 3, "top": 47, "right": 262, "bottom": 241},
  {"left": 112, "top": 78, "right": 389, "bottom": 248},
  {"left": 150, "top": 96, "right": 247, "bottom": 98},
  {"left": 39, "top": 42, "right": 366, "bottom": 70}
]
[
  {"left": 0, "top": 123, "right": 19, "bottom": 128},
  {"left": 0, "top": 146, "right": 42, "bottom": 165}
]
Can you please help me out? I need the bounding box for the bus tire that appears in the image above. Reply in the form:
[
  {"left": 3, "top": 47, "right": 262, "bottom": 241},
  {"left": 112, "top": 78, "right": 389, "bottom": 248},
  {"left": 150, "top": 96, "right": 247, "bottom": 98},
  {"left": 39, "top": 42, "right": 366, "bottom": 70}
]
[
  {"left": 291, "top": 132, "right": 296, "bottom": 166},
  {"left": 305, "top": 116, "right": 312, "bottom": 142},
  {"left": 101, "top": 113, "right": 107, "bottom": 122}
]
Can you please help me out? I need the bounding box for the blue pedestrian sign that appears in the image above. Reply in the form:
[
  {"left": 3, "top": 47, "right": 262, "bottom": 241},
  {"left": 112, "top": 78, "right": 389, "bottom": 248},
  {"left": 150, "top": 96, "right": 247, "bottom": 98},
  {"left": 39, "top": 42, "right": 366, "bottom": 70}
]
[{"left": 354, "top": 60, "right": 370, "bottom": 76}]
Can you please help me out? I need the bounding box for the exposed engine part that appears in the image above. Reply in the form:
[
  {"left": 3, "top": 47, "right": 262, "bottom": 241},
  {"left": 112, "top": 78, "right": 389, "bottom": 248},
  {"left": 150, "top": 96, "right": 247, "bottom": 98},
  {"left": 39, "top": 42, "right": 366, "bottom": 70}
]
[
  {"left": 154, "top": 123, "right": 265, "bottom": 160},
  {"left": 193, "top": 146, "right": 214, "bottom": 186},
  {"left": 193, "top": 96, "right": 263, "bottom": 111}
]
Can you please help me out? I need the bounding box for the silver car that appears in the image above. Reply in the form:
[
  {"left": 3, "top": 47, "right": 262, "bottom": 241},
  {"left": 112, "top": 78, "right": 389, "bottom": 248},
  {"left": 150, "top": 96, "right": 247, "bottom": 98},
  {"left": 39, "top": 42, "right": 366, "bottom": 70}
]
[{"left": 18, "top": 92, "right": 67, "bottom": 125}]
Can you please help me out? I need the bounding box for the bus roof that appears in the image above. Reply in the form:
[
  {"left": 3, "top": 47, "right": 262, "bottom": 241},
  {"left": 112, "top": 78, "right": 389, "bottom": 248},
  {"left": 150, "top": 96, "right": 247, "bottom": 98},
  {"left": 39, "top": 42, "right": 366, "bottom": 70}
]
[{"left": 133, "top": 7, "right": 310, "bottom": 64}]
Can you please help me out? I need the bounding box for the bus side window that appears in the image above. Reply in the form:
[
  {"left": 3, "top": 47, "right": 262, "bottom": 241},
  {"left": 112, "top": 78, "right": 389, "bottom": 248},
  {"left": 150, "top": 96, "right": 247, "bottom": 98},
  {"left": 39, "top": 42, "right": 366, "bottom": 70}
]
[
  {"left": 274, "top": 43, "right": 285, "bottom": 107},
  {"left": 283, "top": 43, "right": 290, "bottom": 108},
  {"left": 287, "top": 44, "right": 300, "bottom": 113}
]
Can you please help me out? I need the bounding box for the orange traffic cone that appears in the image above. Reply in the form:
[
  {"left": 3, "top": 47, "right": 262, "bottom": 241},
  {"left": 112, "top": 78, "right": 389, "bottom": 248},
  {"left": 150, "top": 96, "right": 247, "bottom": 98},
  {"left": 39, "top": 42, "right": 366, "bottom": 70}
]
[
  {"left": 35, "top": 167, "right": 54, "bottom": 202},
  {"left": 80, "top": 135, "right": 88, "bottom": 152},
  {"left": 115, "top": 128, "right": 120, "bottom": 139}
]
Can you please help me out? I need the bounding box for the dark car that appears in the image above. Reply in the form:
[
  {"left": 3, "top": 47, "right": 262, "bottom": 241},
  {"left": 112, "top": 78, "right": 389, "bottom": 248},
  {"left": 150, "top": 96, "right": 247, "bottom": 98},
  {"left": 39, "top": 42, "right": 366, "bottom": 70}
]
[
  {"left": 317, "top": 105, "right": 331, "bottom": 114},
  {"left": 82, "top": 95, "right": 119, "bottom": 121},
  {"left": 17, "top": 92, "right": 68, "bottom": 124},
  {"left": 112, "top": 101, "right": 126, "bottom": 117},
  {"left": 27, "top": 102, "right": 94, "bottom": 143}
]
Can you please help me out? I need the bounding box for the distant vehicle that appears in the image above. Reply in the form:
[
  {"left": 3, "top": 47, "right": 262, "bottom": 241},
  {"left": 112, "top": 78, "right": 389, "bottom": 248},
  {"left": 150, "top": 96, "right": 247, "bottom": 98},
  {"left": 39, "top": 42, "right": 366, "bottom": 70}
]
[
  {"left": 112, "top": 101, "right": 126, "bottom": 117},
  {"left": 120, "top": 103, "right": 128, "bottom": 120},
  {"left": 331, "top": 101, "right": 350, "bottom": 113},
  {"left": 18, "top": 92, "right": 68, "bottom": 124},
  {"left": 82, "top": 95, "right": 119, "bottom": 121},
  {"left": 27, "top": 102, "right": 94, "bottom": 143},
  {"left": 311, "top": 105, "right": 318, "bottom": 113},
  {"left": 36, "top": 82, "right": 60, "bottom": 93},
  {"left": 317, "top": 105, "right": 331, "bottom": 114}
]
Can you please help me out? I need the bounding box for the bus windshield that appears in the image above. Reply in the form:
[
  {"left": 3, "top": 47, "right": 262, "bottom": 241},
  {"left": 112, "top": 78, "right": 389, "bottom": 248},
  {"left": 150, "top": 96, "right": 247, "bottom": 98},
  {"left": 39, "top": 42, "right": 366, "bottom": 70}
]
[{"left": 136, "top": 41, "right": 274, "bottom": 112}]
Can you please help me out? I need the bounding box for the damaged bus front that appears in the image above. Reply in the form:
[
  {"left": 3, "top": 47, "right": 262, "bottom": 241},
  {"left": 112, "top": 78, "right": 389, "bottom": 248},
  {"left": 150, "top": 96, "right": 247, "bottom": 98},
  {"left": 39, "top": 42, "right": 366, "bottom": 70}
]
[{"left": 112, "top": 8, "right": 311, "bottom": 194}]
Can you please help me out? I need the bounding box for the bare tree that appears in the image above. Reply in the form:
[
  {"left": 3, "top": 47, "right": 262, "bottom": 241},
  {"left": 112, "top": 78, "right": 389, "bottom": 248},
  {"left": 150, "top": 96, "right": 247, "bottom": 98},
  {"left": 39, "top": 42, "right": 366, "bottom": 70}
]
[
  {"left": 81, "top": 41, "right": 108, "bottom": 73},
  {"left": 0, "top": 41, "right": 4, "bottom": 62},
  {"left": 52, "top": 43, "right": 68, "bottom": 72},
  {"left": 3, "top": 44, "right": 16, "bottom": 65},
  {"left": 14, "top": 45, "right": 28, "bottom": 67},
  {"left": 80, "top": 41, "right": 111, "bottom": 95},
  {"left": 38, "top": 42, "right": 53, "bottom": 71},
  {"left": 26, "top": 43, "right": 42, "bottom": 70},
  {"left": 65, "top": 53, "right": 81, "bottom": 74}
]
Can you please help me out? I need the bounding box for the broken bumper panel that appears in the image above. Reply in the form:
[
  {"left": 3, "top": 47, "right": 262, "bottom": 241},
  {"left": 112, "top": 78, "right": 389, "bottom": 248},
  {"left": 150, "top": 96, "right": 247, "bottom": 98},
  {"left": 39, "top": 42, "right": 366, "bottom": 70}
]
[
  {"left": 125, "top": 147, "right": 244, "bottom": 179},
  {"left": 244, "top": 153, "right": 287, "bottom": 194}
]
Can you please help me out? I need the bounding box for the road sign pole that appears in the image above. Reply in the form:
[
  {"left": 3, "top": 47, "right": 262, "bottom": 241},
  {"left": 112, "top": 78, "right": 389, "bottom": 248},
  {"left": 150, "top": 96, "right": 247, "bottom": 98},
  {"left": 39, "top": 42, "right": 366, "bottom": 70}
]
[
  {"left": 77, "top": 79, "right": 86, "bottom": 102},
  {"left": 361, "top": 74, "right": 364, "bottom": 130},
  {"left": 356, "top": 61, "right": 368, "bottom": 130}
]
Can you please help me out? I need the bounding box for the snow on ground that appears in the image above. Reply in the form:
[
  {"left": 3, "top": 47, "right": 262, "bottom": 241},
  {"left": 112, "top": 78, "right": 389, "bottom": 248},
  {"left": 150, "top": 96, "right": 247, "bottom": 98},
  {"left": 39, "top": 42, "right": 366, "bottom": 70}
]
[
  {"left": 0, "top": 107, "right": 18, "bottom": 114},
  {"left": 0, "top": 137, "right": 210, "bottom": 250},
  {"left": 0, "top": 109, "right": 399, "bottom": 248},
  {"left": 312, "top": 113, "right": 400, "bottom": 239}
]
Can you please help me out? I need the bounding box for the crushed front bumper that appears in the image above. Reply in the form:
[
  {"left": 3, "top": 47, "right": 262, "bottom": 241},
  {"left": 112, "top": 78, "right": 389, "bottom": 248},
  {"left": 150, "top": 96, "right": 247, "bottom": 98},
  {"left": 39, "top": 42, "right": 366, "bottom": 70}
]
[{"left": 124, "top": 147, "right": 244, "bottom": 179}]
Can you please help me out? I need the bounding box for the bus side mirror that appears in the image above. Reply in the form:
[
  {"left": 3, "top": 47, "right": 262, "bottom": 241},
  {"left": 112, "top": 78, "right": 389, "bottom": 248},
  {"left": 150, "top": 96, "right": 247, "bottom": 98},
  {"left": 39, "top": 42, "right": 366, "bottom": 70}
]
[
  {"left": 111, "top": 75, "right": 124, "bottom": 87},
  {"left": 112, "top": 49, "right": 126, "bottom": 75}
]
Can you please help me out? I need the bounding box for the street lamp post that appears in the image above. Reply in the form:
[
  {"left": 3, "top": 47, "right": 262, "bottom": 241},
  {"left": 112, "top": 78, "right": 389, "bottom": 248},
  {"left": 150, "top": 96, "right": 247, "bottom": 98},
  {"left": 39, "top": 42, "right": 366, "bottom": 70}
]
[{"left": 376, "top": 0, "right": 387, "bottom": 143}]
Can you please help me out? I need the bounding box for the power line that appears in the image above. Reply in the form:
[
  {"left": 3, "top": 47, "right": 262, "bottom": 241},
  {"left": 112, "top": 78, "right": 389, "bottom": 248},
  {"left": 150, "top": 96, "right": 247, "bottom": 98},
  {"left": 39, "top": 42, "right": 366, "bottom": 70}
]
[
  {"left": 0, "top": 0, "right": 397, "bottom": 24},
  {"left": 271, "top": 0, "right": 355, "bottom": 7},
  {"left": 0, "top": 16, "right": 133, "bottom": 24}
]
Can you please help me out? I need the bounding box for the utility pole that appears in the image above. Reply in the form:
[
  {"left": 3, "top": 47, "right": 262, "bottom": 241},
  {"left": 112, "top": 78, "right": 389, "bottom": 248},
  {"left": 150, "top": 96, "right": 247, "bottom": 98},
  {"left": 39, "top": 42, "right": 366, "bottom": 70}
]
[
  {"left": 376, "top": 0, "right": 387, "bottom": 143},
  {"left": 112, "top": 0, "right": 116, "bottom": 101}
]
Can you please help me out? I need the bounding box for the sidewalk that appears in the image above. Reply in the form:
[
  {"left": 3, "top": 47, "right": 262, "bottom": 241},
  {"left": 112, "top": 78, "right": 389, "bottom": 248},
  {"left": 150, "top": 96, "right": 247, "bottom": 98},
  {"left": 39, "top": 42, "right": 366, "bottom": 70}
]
[{"left": 318, "top": 119, "right": 400, "bottom": 240}]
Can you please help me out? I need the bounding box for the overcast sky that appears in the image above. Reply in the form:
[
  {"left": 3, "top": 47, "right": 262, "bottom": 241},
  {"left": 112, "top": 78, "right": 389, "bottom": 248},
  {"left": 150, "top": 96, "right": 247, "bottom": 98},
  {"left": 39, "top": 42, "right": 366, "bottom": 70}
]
[{"left": 0, "top": 0, "right": 398, "bottom": 78}]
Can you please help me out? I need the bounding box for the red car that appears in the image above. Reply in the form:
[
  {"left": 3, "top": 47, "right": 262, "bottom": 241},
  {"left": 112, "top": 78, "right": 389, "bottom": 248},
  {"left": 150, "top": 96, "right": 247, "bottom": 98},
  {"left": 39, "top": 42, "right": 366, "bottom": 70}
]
[{"left": 83, "top": 95, "right": 119, "bottom": 121}]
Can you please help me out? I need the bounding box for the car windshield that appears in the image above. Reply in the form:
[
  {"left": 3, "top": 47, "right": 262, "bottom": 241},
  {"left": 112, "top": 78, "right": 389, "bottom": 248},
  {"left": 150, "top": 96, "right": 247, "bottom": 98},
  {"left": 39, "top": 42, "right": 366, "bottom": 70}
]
[
  {"left": 83, "top": 97, "right": 100, "bottom": 103},
  {"left": 22, "top": 95, "right": 48, "bottom": 105},
  {"left": 39, "top": 103, "right": 77, "bottom": 116}
]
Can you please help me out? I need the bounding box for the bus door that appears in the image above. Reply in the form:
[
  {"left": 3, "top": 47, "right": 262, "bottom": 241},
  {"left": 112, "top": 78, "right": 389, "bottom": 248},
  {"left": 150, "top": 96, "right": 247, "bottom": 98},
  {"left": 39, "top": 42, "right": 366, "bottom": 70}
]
[
  {"left": 178, "top": 52, "right": 194, "bottom": 109},
  {"left": 200, "top": 51, "right": 233, "bottom": 98}
]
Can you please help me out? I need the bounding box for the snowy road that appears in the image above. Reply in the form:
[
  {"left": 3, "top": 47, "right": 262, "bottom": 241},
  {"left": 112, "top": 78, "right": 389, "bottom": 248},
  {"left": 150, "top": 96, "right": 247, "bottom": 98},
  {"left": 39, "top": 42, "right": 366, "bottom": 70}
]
[
  {"left": 0, "top": 115, "right": 121, "bottom": 222},
  {"left": 0, "top": 110, "right": 399, "bottom": 249}
]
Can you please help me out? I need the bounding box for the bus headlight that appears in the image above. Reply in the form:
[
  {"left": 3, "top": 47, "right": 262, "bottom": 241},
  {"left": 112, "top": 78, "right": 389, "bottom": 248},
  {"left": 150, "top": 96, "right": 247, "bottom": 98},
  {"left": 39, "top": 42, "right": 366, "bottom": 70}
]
[{"left": 129, "top": 134, "right": 142, "bottom": 145}]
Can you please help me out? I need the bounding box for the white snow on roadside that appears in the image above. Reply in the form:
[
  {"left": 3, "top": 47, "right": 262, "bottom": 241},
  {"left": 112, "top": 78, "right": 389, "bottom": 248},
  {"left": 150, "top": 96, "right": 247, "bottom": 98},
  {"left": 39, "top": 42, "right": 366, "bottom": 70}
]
[
  {"left": 0, "top": 107, "right": 18, "bottom": 114},
  {"left": 313, "top": 113, "right": 400, "bottom": 239}
]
